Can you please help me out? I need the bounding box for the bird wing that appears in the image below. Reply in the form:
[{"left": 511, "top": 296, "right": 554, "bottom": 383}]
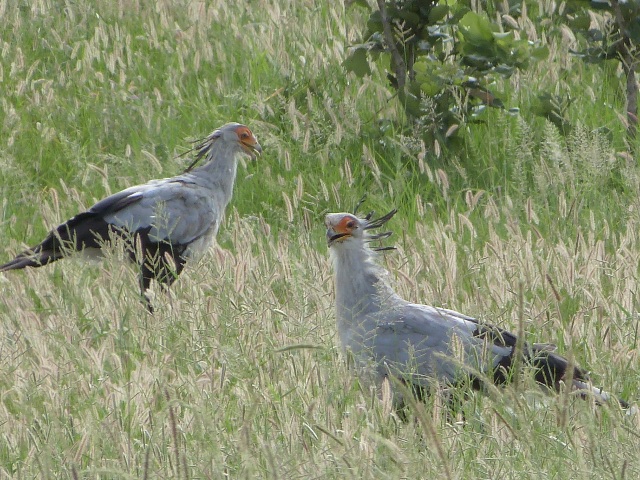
[
  {"left": 373, "top": 303, "right": 514, "bottom": 385},
  {"left": 0, "top": 187, "right": 146, "bottom": 270},
  {"left": 102, "top": 177, "right": 219, "bottom": 246},
  {"left": 373, "top": 303, "right": 595, "bottom": 394},
  {"left": 0, "top": 176, "right": 218, "bottom": 271}
]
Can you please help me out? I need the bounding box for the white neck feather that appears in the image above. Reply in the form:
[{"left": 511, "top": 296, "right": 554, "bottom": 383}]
[
  {"left": 190, "top": 141, "right": 241, "bottom": 202},
  {"left": 330, "top": 238, "right": 405, "bottom": 334}
]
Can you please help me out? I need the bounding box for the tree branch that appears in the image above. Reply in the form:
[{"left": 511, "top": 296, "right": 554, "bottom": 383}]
[
  {"left": 610, "top": 0, "right": 638, "bottom": 140},
  {"left": 376, "top": 0, "right": 406, "bottom": 92}
]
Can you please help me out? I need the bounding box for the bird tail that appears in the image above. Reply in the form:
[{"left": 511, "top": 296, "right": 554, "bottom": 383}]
[
  {"left": 571, "top": 378, "right": 632, "bottom": 410},
  {"left": 0, "top": 212, "right": 102, "bottom": 273},
  {"left": 0, "top": 250, "right": 58, "bottom": 272},
  {"left": 528, "top": 346, "right": 631, "bottom": 410}
]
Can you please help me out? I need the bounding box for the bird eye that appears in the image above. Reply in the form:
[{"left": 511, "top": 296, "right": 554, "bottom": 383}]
[
  {"left": 346, "top": 220, "right": 356, "bottom": 229},
  {"left": 237, "top": 128, "right": 252, "bottom": 140}
]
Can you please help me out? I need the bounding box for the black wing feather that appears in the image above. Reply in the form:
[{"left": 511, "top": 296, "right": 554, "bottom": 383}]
[
  {"left": 0, "top": 191, "right": 143, "bottom": 271},
  {"left": 470, "top": 323, "right": 589, "bottom": 388}
]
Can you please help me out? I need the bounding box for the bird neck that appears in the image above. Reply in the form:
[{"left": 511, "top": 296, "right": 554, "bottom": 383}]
[
  {"left": 330, "top": 240, "right": 403, "bottom": 327},
  {"left": 191, "top": 141, "right": 241, "bottom": 200}
]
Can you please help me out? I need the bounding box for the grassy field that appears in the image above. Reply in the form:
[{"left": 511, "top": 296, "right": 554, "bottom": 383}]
[{"left": 1, "top": 0, "right": 639, "bottom": 478}]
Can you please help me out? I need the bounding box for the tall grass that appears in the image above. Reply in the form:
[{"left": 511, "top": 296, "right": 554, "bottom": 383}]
[{"left": 1, "top": 0, "right": 639, "bottom": 478}]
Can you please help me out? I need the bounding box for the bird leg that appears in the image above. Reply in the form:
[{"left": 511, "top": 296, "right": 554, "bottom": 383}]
[
  {"left": 393, "top": 378, "right": 469, "bottom": 424},
  {"left": 139, "top": 272, "right": 155, "bottom": 313},
  {"left": 138, "top": 246, "right": 187, "bottom": 313}
]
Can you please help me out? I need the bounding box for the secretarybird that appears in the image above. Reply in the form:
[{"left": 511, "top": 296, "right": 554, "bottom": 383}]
[
  {"left": 1, "top": 122, "right": 261, "bottom": 311},
  {"left": 325, "top": 207, "right": 632, "bottom": 416}
]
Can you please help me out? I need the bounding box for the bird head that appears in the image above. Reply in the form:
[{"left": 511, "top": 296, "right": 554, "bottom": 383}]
[
  {"left": 228, "top": 123, "right": 263, "bottom": 160},
  {"left": 325, "top": 209, "right": 397, "bottom": 250},
  {"left": 184, "top": 122, "right": 262, "bottom": 172}
]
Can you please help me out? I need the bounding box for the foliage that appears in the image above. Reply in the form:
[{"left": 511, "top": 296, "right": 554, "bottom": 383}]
[
  {"left": 476, "top": 1, "right": 640, "bottom": 142},
  {"left": 344, "top": 1, "right": 548, "bottom": 145},
  {"left": 562, "top": 0, "right": 640, "bottom": 140}
]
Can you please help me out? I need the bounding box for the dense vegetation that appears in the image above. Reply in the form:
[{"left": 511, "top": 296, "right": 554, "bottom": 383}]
[{"left": 0, "top": 1, "right": 639, "bottom": 477}]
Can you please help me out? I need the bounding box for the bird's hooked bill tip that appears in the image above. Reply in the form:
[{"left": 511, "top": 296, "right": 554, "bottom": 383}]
[{"left": 246, "top": 143, "right": 263, "bottom": 159}]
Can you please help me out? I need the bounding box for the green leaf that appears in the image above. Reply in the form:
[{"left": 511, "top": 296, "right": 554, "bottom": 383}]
[
  {"left": 413, "top": 61, "right": 428, "bottom": 75},
  {"left": 421, "top": 80, "right": 442, "bottom": 97},
  {"left": 449, "top": 5, "right": 471, "bottom": 23},
  {"left": 628, "top": 19, "right": 640, "bottom": 45},
  {"left": 568, "top": 12, "right": 590, "bottom": 31},
  {"left": 343, "top": 48, "right": 371, "bottom": 77},
  {"left": 348, "top": 0, "right": 371, "bottom": 10},
  {"left": 402, "top": 92, "right": 423, "bottom": 118},
  {"left": 397, "top": 10, "right": 421, "bottom": 28},
  {"left": 493, "top": 32, "right": 514, "bottom": 41},
  {"left": 429, "top": 5, "right": 450, "bottom": 23},
  {"left": 459, "top": 12, "right": 495, "bottom": 46},
  {"left": 461, "top": 53, "right": 494, "bottom": 70},
  {"left": 494, "top": 64, "right": 515, "bottom": 75},
  {"left": 366, "top": 11, "right": 383, "bottom": 37},
  {"left": 530, "top": 45, "right": 549, "bottom": 61}
]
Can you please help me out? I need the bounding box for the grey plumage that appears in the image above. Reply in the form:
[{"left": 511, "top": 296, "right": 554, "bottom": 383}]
[
  {"left": 325, "top": 209, "right": 630, "bottom": 412},
  {"left": 1, "top": 122, "right": 262, "bottom": 310}
]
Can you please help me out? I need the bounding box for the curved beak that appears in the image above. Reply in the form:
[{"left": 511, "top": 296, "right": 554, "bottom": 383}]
[
  {"left": 243, "top": 141, "right": 262, "bottom": 160},
  {"left": 326, "top": 228, "right": 350, "bottom": 247}
]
